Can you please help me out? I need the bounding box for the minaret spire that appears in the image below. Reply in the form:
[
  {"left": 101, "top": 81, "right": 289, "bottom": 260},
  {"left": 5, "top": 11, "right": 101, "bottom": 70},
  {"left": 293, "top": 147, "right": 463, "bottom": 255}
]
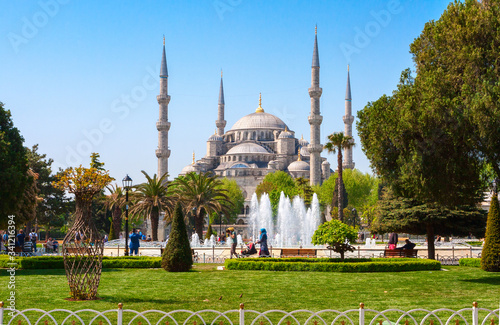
[
  {"left": 156, "top": 37, "right": 171, "bottom": 183},
  {"left": 308, "top": 26, "right": 323, "bottom": 185},
  {"left": 343, "top": 65, "right": 355, "bottom": 169},
  {"left": 216, "top": 70, "right": 226, "bottom": 136}
]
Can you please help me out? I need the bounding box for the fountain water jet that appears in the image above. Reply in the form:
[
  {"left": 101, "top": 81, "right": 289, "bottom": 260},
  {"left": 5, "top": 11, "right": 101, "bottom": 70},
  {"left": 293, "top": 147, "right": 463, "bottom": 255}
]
[{"left": 249, "top": 192, "right": 321, "bottom": 247}]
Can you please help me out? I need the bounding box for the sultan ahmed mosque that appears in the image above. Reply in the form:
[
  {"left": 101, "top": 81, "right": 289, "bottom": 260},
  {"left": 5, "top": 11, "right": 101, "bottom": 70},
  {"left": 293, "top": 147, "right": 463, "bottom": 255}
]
[{"left": 154, "top": 28, "right": 355, "bottom": 235}]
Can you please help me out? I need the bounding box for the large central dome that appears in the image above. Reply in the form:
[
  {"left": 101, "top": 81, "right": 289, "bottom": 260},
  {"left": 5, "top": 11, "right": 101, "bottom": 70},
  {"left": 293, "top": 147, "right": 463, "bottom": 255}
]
[{"left": 230, "top": 112, "right": 288, "bottom": 131}]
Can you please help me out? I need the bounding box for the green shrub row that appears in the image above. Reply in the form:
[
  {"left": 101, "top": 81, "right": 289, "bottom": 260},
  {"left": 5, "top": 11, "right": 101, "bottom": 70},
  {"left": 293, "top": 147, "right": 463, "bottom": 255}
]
[
  {"left": 224, "top": 258, "right": 441, "bottom": 272},
  {"left": 0, "top": 255, "right": 162, "bottom": 269},
  {"left": 459, "top": 258, "right": 481, "bottom": 267}
]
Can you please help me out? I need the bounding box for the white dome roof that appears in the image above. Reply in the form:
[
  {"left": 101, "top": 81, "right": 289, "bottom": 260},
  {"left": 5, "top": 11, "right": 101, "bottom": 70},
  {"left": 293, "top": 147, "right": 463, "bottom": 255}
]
[
  {"left": 230, "top": 112, "right": 288, "bottom": 131},
  {"left": 226, "top": 142, "right": 271, "bottom": 155},
  {"left": 180, "top": 162, "right": 202, "bottom": 174},
  {"left": 299, "top": 137, "right": 309, "bottom": 146},
  {"left": 288, "top": 160, "right": 310, "bottom": 172}
]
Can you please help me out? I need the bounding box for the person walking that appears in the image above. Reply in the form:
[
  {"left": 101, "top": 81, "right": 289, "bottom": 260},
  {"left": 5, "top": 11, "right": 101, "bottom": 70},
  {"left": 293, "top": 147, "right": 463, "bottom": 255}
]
[
  {"left": 29, "top": 228, "right": 38, "bottom": 252},
  {"left": 129, "top": 229, "right": 141, "bottom": 256},
  {"left": 256, "top": 228, "right": 269, "bottom": 257},
  {"left": 388, "top": 232, "right": 398, "bottom": 250},
  {"left": 227, "top": 227, "right": 238, "bottom": 258}
]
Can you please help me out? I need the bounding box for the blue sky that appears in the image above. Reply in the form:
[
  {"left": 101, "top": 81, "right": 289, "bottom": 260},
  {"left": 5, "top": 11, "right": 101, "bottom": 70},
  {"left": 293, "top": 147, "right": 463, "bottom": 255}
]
[{"left": 0, "top": 0, "right": 451, "bottom": 185}]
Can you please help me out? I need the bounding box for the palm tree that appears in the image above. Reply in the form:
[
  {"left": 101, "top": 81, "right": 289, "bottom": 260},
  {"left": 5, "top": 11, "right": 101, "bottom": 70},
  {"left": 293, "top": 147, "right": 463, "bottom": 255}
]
[
  {"left": 324, "top": 132, "right": 355, "bottom": 222},
  {"left": 173, "top": 172, "right": 234, "bottom": 239},
  {"left": 130, "top": 171, "right": 174, "bottom": 241},
  {"left": 103, "top": 184, "right": 125, "bottom": 239}
]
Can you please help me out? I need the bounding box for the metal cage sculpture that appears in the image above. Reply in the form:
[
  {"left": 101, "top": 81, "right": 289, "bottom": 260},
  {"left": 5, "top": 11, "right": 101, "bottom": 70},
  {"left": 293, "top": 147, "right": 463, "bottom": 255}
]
[{"left": 55, "top": 166, "right": 113, "bottom": 300}]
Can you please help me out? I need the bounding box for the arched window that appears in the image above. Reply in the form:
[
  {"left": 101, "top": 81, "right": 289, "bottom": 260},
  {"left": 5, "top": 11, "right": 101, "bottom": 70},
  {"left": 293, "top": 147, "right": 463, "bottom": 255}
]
[{"left": 245, "top": 205, "right": 250, "bottom": 215}]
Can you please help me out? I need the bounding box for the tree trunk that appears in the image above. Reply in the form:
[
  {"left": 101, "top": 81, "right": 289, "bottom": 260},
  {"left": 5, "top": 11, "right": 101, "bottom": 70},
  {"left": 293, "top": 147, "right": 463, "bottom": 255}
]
[
  {"left": 112, "top": 206, "right": 121, "bottom": 239},
  {"left": 426, "top": 223, "right": 435, "bottom": 260},
  {"left": 340, "top": 250, "right": 345, "bottom": 260},
  {"left": 338, "top": 147, "right": 344, "bottom": 222},
  {"left": 195, "top": 209, "right": 205, "bottom": 240},
  {"left": 151, "top": 208, "right": 159, "bottom": 242}
]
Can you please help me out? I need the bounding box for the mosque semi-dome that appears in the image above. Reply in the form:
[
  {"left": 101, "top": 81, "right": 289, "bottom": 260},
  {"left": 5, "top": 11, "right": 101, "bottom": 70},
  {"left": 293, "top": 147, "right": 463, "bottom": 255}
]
[
  {"left": 226, "top": 142, "right": 271, "bottom": 155},
  {"left": 208, "top": 133, "right": 223, "bottom": 142}
]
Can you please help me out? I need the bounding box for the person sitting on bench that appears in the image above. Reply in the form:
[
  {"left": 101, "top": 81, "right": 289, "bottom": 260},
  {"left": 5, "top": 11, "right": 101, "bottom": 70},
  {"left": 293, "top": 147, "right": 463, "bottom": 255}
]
[{"left": 396, "top": 239, "right": 416, "bottom": 250}]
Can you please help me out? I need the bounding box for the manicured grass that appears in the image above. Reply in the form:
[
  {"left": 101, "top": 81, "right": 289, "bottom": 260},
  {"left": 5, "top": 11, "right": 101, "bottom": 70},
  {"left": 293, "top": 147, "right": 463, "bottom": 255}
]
[{"left": 1, "top": 264, "right": 499, "bottom": 312}]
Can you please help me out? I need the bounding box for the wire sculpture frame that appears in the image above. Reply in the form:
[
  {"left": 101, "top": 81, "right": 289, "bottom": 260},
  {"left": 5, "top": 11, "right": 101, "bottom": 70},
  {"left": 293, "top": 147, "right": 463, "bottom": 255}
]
[{"left": 62, "top": 198, "right": 104, "bottom": 300}]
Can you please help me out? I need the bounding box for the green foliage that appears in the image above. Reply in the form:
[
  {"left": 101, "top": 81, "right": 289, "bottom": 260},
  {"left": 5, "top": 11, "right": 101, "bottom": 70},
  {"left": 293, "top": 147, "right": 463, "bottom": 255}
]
[
  {"left": 213, "top": 177, "right": 245, "bottom": 224},
  {"left": 205, "top": 223, "right": 215, "bottom": 239},
  {"left": 256, "top": 171, "right": 299, "bottom": 216},
  {"left": 481, "top": 194, "right": 500, "bottom": 271},
  {"left": 90, "top": 152, "right": 105, "bottom": 170},
  {"left": 108, "top": 217, "right": 115, "bottom": 240},
  {"left": 173, "top": 172, "right": 234, "bottom": 238},
  {"left": 131, "top": 171, "right": 172, "bottom": 241},
  {"left": 0, "top": 102, "right": 31, "bottom": 227},
  {"left": 224, "top": 257, "right": 440, "bottom": 272},
  {"left": 0, "top": 255, "right": 162, "bottom": 269},
  {"left": 459, "top": 258, "right": 481, "bottom": 268},
  {"left": 312, "top": 219, "right": 358, "bottom": 260},
  {"left": 316, "top": 170, "right": 379, "bottom": 222},
  {"left": 26, "top": 145, "right": 73, "bottom": 236},
  {"left": 162, "top": 203, "right": 193, "bottom": 272}
]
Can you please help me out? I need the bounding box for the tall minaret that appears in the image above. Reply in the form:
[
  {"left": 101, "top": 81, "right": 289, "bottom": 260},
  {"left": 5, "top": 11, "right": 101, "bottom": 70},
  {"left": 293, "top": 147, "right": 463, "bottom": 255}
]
[
  {"left": 308, "top": 26, "right": 323, "bottom": 186},
  {"left": 156, "top": 36, "right": 171, "bottom": 181},
  {"left": 343, "top": 65, "right": 355, "bottom": 169},
  {"left": 216, "top": 70, "right": 226, "bottom": 136}
]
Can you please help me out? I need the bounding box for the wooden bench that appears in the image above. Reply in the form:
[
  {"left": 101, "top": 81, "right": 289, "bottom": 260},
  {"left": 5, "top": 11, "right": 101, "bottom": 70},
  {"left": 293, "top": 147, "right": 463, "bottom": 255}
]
[
  {"left": 383, "top": 249, "right": 418, "bottom": 258},
  {"left": 280, "top": 248, "right": 317, "bottom": 258}
]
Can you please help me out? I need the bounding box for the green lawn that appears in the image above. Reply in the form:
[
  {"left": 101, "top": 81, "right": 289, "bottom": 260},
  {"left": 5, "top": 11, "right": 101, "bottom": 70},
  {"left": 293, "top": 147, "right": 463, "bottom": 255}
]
[{"left": 1, "top": 264, "right": 499, "bottom": 312}]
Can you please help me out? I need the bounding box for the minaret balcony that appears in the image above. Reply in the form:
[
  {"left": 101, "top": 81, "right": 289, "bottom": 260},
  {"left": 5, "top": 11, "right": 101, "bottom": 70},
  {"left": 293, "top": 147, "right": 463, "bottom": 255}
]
[
  {"left": 308, "top": 115, "right": 323, "bottom": 125},
  {"left": 156, "top": 121, "right": 171, "bottom": 131},
  {"left": 155, "top": 148, "right": 171, "bottom": 158},
  {"left": 308, "top": 87, "right": 323, "bottom": 98},
  {"left": 308, "top": 143, "right": 323, "bottom": 153},
  {"left": 157, "top": 95, "right": 171, "bottom": 104},
  {"left": 215, "top": 120, "right": 227, "bottom": 128},
  {"left": 342, "top": 115, "right": 354, "bottom": 124}
]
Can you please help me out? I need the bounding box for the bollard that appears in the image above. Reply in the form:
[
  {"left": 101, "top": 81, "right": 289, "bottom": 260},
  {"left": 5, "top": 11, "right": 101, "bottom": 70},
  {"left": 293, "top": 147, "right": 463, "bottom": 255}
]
[
  {"left": 118, "top": 245, "right": 120, "bottom": 257},
  {"left": 470, "top": 247, "right": 473, "bottom": 258},
  {"left": 452, "top": 246, "right": 455, "bottom": 260},
  {"left": 239, "top": 303, "right": 245, "bottom": 325},
  {"left": 359, "top": 303, "right": 364, "bottom": 325},
  {"left": 473, "top": 302, "right": 479, "bottom": 325},
  {"left": 117, "top": 303, "right": 123, "bottom": 325},
  {"left": 213, "top": 245, "right": 215, "bottom": 262},
  {"left": 1, "top": 301, "right": 4, "bottom": 325},
  {"left": 203, "top": 253, "right": 205, "bottom": 263}
]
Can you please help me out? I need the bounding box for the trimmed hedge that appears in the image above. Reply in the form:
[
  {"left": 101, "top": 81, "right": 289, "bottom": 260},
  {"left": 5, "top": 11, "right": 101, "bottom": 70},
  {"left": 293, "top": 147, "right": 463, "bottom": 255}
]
[
  {"left": 224, "top": 257, "right": 441, "bottom": 272},
  {"left": 459, "top": 258, "right": 481, "bottom": 267},
  {"left": 0, "top": 255, "right": 162, "bottom": 269}
]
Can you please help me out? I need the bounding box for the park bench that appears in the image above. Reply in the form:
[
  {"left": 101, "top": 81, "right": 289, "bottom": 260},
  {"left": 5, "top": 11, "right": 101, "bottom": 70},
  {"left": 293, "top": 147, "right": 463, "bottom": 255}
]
[
  {"left": 383, "top": 249, "right": 418, "bottom": 258},
  {"left": 280, "top": 248, "right": 317, "bottom": 258}
]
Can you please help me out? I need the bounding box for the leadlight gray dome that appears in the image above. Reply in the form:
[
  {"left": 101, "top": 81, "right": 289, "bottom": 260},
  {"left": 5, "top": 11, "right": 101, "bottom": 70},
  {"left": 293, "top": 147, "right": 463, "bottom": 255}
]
[
  {"left": 279, "top": 130, "right": 294, "bottom": 139},
  {"left": 230, "top": 112, "right": 288, "bottom": 131},
  {"left": 288, "top": 160, "right": 310, "bottom": 172},
  {"left": 226, "top": 142, "right": 271, "bottom": 155}
]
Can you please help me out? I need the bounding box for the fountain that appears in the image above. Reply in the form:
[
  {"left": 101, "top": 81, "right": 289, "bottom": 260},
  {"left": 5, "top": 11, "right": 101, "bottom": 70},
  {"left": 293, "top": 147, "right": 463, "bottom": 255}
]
[{"left": 249, "top": 192, "right": 321, "bottom": 247}]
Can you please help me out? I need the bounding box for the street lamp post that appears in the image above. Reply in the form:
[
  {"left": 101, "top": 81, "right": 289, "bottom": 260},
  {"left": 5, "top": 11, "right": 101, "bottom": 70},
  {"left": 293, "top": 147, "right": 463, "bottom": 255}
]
[{"left": 122, "top": 174, "right": 133, "bottom": 256}]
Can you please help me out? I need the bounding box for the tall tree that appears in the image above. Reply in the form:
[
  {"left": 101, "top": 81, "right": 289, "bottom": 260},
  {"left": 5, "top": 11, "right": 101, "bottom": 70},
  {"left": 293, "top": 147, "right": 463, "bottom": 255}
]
[
  {"left": 26, "top": 145, "right": 72, "bottom": 238},
  {"left": 481, "top": 192, "right": 500, "bottom": 272},
  {"left": 173, "top": 172, "right": 233, "bottom": 239},
  {"left": 324, "top": 132, "right": 355, "bottom": 222},
  {"left": 0, "top": 102, "right": 31, "bottom": 227},
  {"left": 130, "top": 171, "right": 172, "bottom": 241},
  {"left": 357, "top": 1, "right": 496, "bottom": 258},
  {"left": 103, "top": 184, "right": 125, "bottom": 239},
  {"left": 210, "top": 177, "right": 244, "bottom": 226}
]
